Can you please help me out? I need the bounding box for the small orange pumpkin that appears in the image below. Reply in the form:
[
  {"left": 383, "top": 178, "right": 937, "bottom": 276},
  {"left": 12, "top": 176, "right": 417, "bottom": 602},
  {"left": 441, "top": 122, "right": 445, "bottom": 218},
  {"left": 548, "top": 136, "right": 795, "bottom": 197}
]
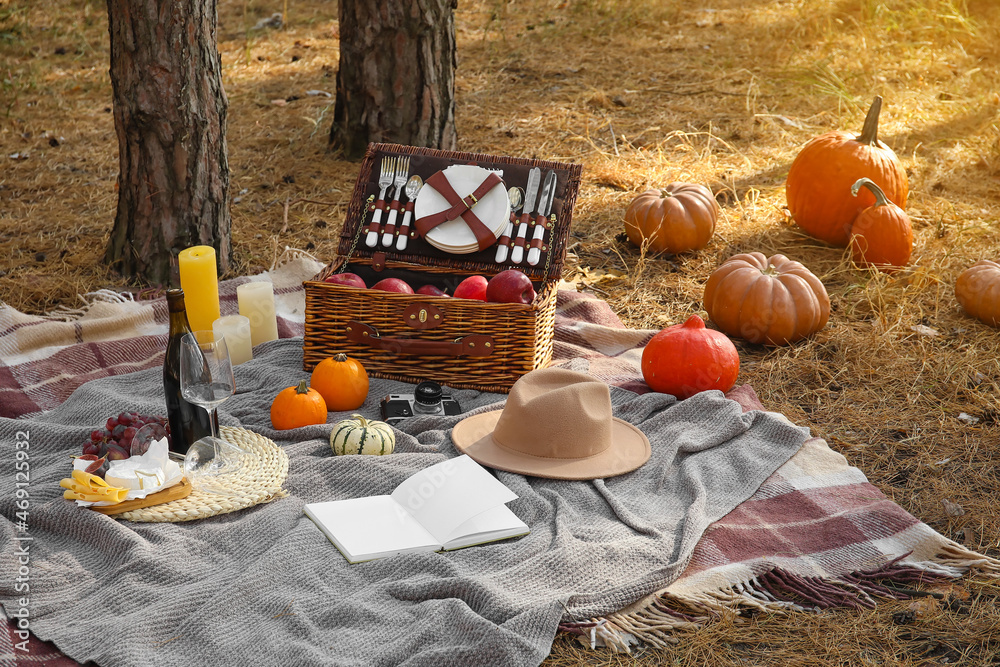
[
  {"left": 848, "top": 177, "right": 913, "bottom": 274},
  {"left": 786, "top": 96, "right": 909, "bottom": 247},
  {"left": 623, "top": 183, "right": 719, "bottom": 254},
  {"left": 955, "top": 260, "right": 1000, "bottom": 327},
  {"left": 310, "top": 353, "right": 369, "bottom": 412},
  {"left": 703, "top": 252, "right": 830, "bottom": 346},
  {"left": 271, "top": 380, "right": 327, "bottom": 430},
  {"left": 641, "top": 315, "right": 740, "bottom": 399}
]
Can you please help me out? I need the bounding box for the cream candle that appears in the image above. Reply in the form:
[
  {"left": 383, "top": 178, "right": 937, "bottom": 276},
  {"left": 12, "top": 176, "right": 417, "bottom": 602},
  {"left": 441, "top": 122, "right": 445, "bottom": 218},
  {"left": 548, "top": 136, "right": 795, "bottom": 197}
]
[
  {"left": 212, "top": 315, "right": 253, "bottom": 365},
  {"left": 178, "top": 246, "right": 221, "bottom": 334},
  {"left": 237, "top": 281, "right": 279, "bottom": 347}
]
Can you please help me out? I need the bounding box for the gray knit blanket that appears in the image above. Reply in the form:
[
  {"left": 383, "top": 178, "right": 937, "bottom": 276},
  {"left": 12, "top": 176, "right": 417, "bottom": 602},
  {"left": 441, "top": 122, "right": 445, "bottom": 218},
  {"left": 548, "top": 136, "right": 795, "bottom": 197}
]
[{"left": 0, "top": 339, "right": 808, "bottom": 667}]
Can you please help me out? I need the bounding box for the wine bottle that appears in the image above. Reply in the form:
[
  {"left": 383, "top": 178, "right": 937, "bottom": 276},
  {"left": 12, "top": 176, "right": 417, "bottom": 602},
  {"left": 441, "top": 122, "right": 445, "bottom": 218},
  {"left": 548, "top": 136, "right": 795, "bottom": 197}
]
[{"left": 163, "top": 289, "right": 217, "bottom": 456}]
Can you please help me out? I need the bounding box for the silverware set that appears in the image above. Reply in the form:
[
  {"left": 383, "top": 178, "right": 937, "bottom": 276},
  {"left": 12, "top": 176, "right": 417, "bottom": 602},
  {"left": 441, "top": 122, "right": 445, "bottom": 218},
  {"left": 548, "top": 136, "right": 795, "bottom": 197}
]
[
  {"left": 495, "top": 168, "right": 557, "bottom": 267},
  {"left": 363, "top": 155, "right": 557, "bottom": 266},
  {"left": 365, "top": 156, "right": 413, "bottom": 248}
]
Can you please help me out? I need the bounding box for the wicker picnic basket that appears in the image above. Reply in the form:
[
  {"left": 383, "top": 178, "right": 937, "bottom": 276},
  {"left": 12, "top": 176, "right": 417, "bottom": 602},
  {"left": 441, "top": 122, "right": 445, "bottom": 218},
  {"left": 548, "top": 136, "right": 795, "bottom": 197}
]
[{"left": 303, "top": 143, "right": 581, "bottom": 393}]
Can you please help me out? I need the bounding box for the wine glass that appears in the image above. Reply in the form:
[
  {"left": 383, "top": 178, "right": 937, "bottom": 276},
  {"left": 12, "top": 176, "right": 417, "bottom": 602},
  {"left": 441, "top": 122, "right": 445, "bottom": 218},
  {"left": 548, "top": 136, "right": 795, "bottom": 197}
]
[
  {"left": 179, "top": 331, "right": 246, "bottom": 495},
  {"left": 128, "top": 422, "right": 169, "bottom": 457}
]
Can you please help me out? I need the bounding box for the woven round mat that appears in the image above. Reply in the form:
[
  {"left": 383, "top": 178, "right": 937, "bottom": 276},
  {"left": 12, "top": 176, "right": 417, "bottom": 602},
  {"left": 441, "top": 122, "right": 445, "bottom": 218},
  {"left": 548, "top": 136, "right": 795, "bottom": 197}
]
[{"left": 116, "top": 426, "right": 289, "bottom": 523}]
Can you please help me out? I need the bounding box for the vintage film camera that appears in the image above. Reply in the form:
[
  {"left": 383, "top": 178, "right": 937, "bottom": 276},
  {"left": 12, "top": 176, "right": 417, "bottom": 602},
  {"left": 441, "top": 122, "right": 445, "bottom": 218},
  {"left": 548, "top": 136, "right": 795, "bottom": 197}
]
[{"left": 380, "top": 381, "right": 463, "bottom": 425}]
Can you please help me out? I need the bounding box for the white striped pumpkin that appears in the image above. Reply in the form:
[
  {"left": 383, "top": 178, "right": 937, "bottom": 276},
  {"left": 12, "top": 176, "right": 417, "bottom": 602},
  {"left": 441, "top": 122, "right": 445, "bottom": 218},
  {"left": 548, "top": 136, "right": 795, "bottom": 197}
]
[{"left": 330, "top": 415, "right": 395, "bottom": 456}]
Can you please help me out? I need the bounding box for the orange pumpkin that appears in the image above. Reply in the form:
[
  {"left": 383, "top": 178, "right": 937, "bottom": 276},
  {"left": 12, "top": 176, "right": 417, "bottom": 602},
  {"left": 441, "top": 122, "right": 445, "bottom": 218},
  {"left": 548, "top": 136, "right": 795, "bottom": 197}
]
[
  {"left": 623, "top": 183, "right": 719, "bottom": 254},
  {"left": 310, "top": 353, "right": 369, "bottom": 412},
  {"left": 848, "top": 177, "right": 913, "bottom": 274},
  {"left": 955, "top": 260, "right": 1000, "bottom": 327},
  {"left": 641, "top": 315, "right": 739, "bottom": 399},
  {"left": 271, "top": 380, "right": 327, "bottom": 430},
  {"left": 786, "top": 96, "right": 909, "bottom": 247},
  {"left": 703, "top": 252, "right": 830, "bottom": 346}
]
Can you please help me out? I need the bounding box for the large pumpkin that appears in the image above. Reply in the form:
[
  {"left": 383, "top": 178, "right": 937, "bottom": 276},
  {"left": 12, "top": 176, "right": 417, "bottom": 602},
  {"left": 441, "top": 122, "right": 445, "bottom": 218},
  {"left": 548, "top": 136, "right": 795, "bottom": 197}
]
[
  {"left": 955, "top": 260, "right": 1000, "bottom": 327},
  {"left": 848, "top": 177, "right": 913, "bottom": 274},
  {"left": 641, "top": 315, "right": 740, "bottom": 399},
  {"left": 623, "top": 183, "right": 719, "bottom": 254},
  {"left": 703, "top": 252, "right": 830, "bottom": 346},
  {"left": 786, "top": 96, "right": 909, "bottom": 247},
  {"left": 330, "top": 415, "right": 396, "bottom": 456}
]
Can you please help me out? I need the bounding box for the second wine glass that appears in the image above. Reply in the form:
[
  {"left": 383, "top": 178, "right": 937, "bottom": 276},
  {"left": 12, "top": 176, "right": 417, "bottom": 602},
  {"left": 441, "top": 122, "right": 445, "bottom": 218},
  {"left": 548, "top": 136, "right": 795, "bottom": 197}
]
[{"left": 179, "top": 331, "right": 245, "bottom": 494}]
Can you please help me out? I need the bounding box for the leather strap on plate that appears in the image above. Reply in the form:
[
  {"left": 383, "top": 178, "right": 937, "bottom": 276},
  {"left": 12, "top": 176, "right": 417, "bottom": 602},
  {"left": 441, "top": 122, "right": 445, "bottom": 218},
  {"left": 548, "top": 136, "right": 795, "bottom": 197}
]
[
  {"left": 414, "top": 171, "right": 503, "bottom": 252},
  {"left": 345, "top": 321, "right": 494, "bottom": 357}
]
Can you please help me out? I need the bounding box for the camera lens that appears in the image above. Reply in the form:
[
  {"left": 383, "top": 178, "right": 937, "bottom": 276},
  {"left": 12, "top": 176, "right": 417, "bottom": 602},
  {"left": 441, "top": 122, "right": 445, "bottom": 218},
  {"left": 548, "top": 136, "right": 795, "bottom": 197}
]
[{"left": 413, "top": 381, "right": 444, "bottom": 414}]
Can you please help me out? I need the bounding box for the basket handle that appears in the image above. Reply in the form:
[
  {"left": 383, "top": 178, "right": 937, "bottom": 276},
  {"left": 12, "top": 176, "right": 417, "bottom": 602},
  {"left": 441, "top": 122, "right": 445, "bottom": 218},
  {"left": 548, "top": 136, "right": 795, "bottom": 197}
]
[{"left": 345, "top": 321, "right": 495, "bottom": 357}]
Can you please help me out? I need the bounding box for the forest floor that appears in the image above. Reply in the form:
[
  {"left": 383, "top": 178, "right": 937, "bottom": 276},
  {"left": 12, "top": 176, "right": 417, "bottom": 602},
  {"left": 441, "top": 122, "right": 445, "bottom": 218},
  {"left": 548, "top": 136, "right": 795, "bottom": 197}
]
[{"left": 2, "top": 0, "right": 999, "bottom": 664}]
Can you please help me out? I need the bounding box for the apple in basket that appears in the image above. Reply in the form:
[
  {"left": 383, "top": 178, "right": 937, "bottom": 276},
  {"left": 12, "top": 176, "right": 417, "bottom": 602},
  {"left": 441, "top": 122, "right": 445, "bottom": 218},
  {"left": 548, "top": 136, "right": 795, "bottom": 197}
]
[
  {"left": 486, "top": 269, "right": 536, "bottom": 305},
  {"left": 371, "top": 278, "right": 415, "bottom": 294},
  {"left": 324, "top": 272, "right": 366, "bottom": 289},
  {"left": 453, "top": 275, "right": 488, "bottom": 301},
  {"left": 416, "top": 284, "right": 449, "bottom": 297}
]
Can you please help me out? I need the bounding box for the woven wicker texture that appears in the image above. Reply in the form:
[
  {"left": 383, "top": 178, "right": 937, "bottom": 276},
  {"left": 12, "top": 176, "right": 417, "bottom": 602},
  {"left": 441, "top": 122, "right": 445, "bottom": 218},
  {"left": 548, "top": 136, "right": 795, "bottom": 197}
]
[
  {"left": 303, "top": 143, "right": 577, "bottom": 393},
  {"left": 114, "top": 426, "right": 289, "bottom": 523},
  {"left": 304, "top": 277, "right": 557, "bottom": 392}
]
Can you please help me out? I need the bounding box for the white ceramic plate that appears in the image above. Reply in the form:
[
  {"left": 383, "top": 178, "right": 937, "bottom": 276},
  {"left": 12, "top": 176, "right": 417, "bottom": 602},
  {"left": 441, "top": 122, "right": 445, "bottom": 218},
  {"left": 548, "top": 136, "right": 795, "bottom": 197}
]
[{"left": 413, "top": 165, "right": 510, "bottom": 254}]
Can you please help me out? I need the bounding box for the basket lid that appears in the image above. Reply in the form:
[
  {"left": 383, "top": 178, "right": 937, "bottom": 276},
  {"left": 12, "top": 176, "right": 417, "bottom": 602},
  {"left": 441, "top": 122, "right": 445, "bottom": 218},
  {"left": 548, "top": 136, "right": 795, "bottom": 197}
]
[{"left": 336, "top": 143, "right": 581, "bottom": 282}]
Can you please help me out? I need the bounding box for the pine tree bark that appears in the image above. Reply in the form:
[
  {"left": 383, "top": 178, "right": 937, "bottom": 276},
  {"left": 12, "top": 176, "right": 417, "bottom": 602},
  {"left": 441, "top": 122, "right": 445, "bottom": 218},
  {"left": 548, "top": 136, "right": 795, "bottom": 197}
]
[
  {"left": 330, "top": 0, "right": 458, "bottom": 158},
  {"left": 104, "top": 0, "right": 231, "bottom": 285}
]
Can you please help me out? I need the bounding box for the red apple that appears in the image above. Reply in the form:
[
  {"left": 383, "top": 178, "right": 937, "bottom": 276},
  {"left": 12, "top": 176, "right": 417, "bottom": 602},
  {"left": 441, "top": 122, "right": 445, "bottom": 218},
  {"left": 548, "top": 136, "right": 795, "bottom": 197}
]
[
  {"left": 416, "top": 284, "right": 449, "bottom": 297},
  {"left": 324, "top": 272, "right": 366, "bottom": 289},
  {"left": 453, "top": 275, "right": 488, "bottom": 301},
  {"left": 486, "top": 269, "right": 536, "bottom": 304},
  {"left": 371, "top": 278, "right": 414, "bottom": 294}
]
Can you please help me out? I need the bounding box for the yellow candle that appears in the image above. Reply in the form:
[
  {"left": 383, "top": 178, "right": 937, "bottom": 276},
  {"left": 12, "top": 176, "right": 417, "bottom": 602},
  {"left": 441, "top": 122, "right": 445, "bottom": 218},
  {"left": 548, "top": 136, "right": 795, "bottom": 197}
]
[
  {"left": 178, "top": 246, "right": 221, "bottom": 334},
  {"left": 237, "top": 281, "right": 279, "bottom": 346},
  {"left": 212, "top": 315, "right": 253, "bottom": 365}
]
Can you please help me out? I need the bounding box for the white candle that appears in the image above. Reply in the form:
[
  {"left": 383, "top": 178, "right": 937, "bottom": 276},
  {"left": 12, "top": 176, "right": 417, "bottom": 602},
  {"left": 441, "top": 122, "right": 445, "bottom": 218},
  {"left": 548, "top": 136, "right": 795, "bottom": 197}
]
[
  {"left": 212, "top": 315, "right": 253, "bottom": 365},
  {"left": 237, "top": 281, "right": 279, "bottom": 347}
]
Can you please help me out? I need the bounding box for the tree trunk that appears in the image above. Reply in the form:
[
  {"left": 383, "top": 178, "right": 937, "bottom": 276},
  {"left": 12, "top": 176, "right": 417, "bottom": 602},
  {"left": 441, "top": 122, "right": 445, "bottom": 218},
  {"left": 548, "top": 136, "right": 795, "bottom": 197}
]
[
  {"left": 330, "top": 0, "right": 458, "bottom": 159},
  {"left": 104, "top": 0, "right": 231, "bottom": 285}
]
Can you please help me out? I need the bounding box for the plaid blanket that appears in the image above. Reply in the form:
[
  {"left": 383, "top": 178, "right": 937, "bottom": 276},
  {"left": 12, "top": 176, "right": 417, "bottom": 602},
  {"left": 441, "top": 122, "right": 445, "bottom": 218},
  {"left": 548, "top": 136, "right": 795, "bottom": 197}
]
[
  {"left": 2, "top": 259, "right": 997, "bottom": 664},
  {"left": 0, "top": 249, "right": 321, "bottom": 419}
]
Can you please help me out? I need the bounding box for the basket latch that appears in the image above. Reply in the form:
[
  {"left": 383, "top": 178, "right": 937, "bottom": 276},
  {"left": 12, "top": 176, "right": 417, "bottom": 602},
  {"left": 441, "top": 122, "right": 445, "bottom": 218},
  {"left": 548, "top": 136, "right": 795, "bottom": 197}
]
[
  {"left": 371, "top": 251, "right": 387, "bottom": 272},
  {"left": 345, "top": 321, "right": 494, "bottom": 357},
  {"left": 402, "top": 303, "right": 444, "bottom": 330}
]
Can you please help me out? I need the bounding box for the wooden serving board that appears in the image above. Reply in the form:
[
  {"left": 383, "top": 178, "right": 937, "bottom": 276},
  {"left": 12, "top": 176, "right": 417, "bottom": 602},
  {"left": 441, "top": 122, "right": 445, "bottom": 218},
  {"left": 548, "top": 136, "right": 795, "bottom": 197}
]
[{"left": 90, "top": 477, "right": 192, "bottom": 515}]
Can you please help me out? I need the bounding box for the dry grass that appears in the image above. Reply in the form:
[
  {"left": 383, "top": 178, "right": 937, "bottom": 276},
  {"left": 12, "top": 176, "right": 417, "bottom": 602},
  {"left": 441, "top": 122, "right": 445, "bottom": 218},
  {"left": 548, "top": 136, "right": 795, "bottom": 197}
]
[{"left": 2, "top": 0, "right": 999, "bottom": 664}]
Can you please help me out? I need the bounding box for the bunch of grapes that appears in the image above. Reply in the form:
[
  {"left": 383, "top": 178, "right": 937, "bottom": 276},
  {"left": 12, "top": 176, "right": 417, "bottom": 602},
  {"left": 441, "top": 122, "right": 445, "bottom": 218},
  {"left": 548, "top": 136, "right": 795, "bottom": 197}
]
[{"left": 79, "top": 412, "right": 171, "bottom": 477}]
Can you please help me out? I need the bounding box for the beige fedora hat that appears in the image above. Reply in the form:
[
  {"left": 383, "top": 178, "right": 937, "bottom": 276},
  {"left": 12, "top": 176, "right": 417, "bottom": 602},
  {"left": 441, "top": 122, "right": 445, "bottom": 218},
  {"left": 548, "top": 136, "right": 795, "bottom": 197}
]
[{"left": 451, "top": 367, "right": 651, "bottom": 480}]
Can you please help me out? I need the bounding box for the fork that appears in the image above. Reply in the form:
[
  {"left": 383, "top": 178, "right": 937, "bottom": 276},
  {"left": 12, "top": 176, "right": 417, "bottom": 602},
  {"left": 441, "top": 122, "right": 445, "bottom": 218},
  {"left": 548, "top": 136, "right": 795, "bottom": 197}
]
[
  {"left": 381, "top": 156, "right": 410, "bottom": 247},
  {"left": 365, "top": 156, "right": 396, "bottom": 247}
]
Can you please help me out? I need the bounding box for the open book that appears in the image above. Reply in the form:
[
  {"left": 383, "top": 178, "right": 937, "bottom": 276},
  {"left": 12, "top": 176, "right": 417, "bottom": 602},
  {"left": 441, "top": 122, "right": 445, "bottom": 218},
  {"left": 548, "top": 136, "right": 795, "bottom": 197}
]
[{"left": 304, "top": 455, "right": 529, "bottom": 563}]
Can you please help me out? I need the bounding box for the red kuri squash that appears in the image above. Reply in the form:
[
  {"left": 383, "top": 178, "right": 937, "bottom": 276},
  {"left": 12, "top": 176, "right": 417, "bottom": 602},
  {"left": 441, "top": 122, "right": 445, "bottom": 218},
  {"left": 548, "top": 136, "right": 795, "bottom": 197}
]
[{"left": 641, "top": 315, "right": 740, "bottom": 399}]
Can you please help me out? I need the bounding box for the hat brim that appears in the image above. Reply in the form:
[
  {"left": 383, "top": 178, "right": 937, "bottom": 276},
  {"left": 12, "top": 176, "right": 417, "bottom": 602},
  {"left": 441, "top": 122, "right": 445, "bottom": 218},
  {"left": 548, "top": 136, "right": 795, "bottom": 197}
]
[{"left": 451, "top": 410, "right": 651, "bottom": 480}]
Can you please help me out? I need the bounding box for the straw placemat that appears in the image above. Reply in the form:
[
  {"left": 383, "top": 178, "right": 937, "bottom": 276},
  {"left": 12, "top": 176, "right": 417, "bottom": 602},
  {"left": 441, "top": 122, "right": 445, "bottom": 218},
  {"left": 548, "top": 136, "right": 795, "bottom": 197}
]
[{"left": 114, "top": 426, "right": 289, "bottom": 523}]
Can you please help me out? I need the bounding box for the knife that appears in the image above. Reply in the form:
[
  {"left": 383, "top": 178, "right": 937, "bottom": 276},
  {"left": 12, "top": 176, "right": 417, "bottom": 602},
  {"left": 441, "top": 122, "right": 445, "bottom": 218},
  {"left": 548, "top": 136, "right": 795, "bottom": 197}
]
[
  {"left": 527, "top": 171, "right": 557, "bottom": 266},
  {"left": 510, "top": 167, "right": 541, "bottom": 264}
]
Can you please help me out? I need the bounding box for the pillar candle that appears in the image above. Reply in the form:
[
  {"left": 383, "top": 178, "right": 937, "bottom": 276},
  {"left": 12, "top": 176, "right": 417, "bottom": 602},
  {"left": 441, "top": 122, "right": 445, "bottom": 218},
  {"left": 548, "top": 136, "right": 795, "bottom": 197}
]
[
  {"left": 237, "top": 281, "right": 279, "bottom": 346},
  {"left": 178, "top": 246, "right": 221, "bottom": 334},
  {"left": 212, "top": 315, "right": 253, "bottom": 365}
]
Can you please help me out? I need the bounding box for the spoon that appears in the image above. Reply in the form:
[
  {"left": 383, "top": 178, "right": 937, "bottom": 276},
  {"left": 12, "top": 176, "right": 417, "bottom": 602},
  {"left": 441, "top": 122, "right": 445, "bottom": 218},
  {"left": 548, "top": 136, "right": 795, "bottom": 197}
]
[
  {"left": 395, "top": 174, "right": 424, "bottom": 252},
  {"left": 495, "top": 186, "right": 523, "bottom": 264}
]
